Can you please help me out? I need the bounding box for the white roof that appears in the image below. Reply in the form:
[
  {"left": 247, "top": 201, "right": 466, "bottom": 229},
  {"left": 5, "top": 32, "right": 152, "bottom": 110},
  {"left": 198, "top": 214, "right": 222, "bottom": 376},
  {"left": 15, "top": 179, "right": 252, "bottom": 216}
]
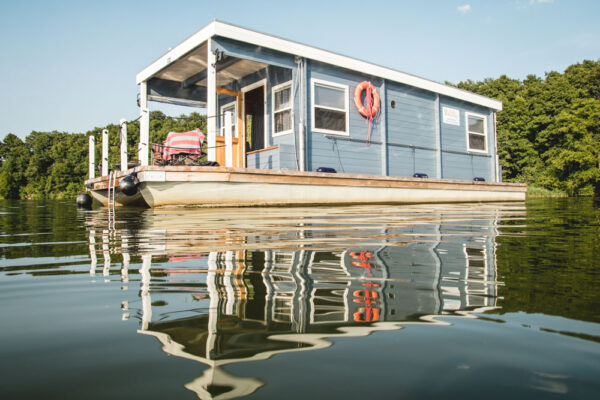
[{"left": 137, "top": 20, "right": 502, "bottom": 111}]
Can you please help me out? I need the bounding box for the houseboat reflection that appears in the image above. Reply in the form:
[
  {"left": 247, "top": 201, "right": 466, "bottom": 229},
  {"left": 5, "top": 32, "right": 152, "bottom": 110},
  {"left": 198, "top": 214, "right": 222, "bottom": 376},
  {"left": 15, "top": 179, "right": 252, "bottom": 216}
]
[{"left": 85, "top": 205, "right": 506, "bottom": 399}]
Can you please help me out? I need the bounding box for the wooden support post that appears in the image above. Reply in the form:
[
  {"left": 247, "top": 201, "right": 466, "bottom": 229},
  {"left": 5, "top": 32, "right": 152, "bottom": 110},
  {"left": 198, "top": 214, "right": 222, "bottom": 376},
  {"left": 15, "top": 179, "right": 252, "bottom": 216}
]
[
  {"left": 102, "top": 129, "right": 109, "bottom": 177},
  {"left": 225, "top": 110, "right": 233, "bottom": 167},
  {"left": 207, "top": 39, "right": 217, "bottom": 162},
  {"left": 120, "top": 118, "right": 128, "bottom": 172},
  {"left": 89, "top": 135, "right": 95, "bottom": 179},
  {"left": 139, "top": 81, "right": 149, "bottom": 166}
]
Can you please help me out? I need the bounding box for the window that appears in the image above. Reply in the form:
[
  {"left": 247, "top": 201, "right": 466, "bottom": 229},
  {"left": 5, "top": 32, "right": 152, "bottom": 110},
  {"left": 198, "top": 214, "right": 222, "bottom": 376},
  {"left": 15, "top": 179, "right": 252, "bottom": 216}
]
[
  {"left": 466, "top": 113, "right": 487, "bottom": 152},
  {"left": 272, "top": 81, "right": 293, "bottom": 136},
  {"left": 220, "top": 101, "right": 237, "bottom": 138},
  {"left": 311, "top": 79, "right": 349, "bottom": 135}
]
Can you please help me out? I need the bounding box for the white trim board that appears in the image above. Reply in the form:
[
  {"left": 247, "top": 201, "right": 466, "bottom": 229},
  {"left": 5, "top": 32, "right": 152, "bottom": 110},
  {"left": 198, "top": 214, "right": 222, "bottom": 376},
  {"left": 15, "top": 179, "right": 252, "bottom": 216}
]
[
  {"left": 310, "top": 78, "right": 350, "bottom": 136},
  {"left": 271, "top": 80, "right": 294, "bottom": 137},
  {"left": 465, "top": 112, "right": 488, "bottom": 154},
  {"left": 136, "top": 20, "right": 502, "bottom": 111}
]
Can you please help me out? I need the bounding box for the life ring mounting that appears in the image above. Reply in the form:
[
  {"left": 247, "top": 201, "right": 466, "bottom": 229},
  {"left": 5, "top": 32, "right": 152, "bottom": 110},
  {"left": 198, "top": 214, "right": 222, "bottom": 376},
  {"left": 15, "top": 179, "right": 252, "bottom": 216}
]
[{"left": 354, "top": 81, "right": 380, "bottom": 118}]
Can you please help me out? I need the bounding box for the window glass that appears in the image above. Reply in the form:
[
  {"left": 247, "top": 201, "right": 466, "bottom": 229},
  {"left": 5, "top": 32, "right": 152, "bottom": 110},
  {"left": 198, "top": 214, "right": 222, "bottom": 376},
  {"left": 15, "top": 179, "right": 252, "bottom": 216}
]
[
  {"left": 274, "top": 109, "right": 292, "bottom": 133},
  {"left": 314, "top": 84, "right": 345, "bottom": 109},
  {"left": 469, "top": 134, "right": 485, "bottom": 151},
  {"left": 274, "top": 86, "right": 291, "bottom": 111},
  {"left": 468, "top": 116, "right": 485, "bottom": 134},
  {"left": 273, "top": 83, "right": 293, "bottom": 135},
  {"left": 315, "top": 108, "right": 346, "bottom": 132},
  {"left": 467, "top": 114, "right": 486, "bottom": 151},
  {"left": 312, "top": 80, "right": 348, "bottom": 134}
]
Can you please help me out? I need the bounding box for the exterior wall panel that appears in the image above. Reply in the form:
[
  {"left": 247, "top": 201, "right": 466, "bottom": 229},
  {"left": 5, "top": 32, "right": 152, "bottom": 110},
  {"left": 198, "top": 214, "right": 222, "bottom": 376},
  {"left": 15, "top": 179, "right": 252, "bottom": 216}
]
[
  {"left": 441, "top": 152, "right": 492, "bottom": 181},
  {"left": 439, "top": 96, "right": 496, "bottom": 181},
  {"left": 306, "top": 61, "right": 383, "bottom": 173}
]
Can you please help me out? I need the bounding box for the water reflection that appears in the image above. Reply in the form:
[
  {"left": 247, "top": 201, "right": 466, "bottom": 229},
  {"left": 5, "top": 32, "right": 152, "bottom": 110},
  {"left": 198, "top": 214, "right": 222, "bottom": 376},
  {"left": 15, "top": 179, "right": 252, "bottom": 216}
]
[{"left": 84, "top": 204, "right": 512, "bottom": 399}]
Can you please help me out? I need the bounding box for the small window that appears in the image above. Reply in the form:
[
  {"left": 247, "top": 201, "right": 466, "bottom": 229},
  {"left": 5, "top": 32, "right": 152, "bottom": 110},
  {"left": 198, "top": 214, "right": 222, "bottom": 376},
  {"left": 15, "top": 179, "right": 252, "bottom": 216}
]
[
  {"left": 311, "top": 79, "right": 349, "bottom": 135},
  {"left": 466, "top": 113, "right": 487, "bottom": 152},
  {"left": 220, "top": 102, "right": 237, "bottom": 138},
  {"left": 272, "top": 82, "right": 293, "bottom": 136}
]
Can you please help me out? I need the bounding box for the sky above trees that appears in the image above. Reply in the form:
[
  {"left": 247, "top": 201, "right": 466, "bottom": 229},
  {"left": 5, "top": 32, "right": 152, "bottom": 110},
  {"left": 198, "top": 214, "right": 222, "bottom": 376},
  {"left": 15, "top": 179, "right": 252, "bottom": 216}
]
[{"left": 1, "top": 0, "right": 599, "bottom": 138}]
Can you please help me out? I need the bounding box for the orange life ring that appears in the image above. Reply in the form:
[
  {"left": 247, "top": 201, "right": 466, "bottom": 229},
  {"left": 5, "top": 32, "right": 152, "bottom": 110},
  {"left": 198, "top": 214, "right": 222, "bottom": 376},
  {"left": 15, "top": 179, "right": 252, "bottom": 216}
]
[{"left": 354, "top": 81, "right": 380, "bottom": 118}]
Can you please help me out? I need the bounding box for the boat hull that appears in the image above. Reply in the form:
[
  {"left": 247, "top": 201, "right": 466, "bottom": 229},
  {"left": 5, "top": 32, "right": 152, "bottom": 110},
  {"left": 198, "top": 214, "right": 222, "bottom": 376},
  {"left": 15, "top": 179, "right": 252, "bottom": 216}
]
[
  {"left": 135, "top": 166, "right": 525, "bottom": 207},
  {"left": 86, "top": 166, "right": 526, "bottom": 208}
]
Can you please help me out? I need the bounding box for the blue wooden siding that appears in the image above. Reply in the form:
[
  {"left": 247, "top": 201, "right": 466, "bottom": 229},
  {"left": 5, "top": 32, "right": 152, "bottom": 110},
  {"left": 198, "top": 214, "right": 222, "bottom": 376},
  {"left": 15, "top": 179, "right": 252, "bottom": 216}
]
[
  {"left": 247, "top": 147, "right": 279, "bottom": 170},
  {"left": 278, "top": 144, "right": 298, "bottom": 170},
  {"left": 441, "top": 152, "right": 492, "bottom": 181},
  {"left": 387, "top": 146, "right": 437, "bottom": 178},
  {"left": 386, "top": 82, "right": 437, "bottom": 147},
  {"left": 439, "top": 96, "right": 490, "bottom": 152},
  {"left": 246, "top": 144, "right": 297, "bottom": 170},
  {"left": 306, "top": 61, "right": 383, "bottom": 175},
  {"left": 385, "top": 82, "right": 438, "bottom": 178},
  {"left": 309, "top": 134, "right": 382, "bottom": 174},
  {"left": 439, "top": 96, "right": 495, "bottom": 181},
  {"left": 206, "top": 37, "right": 498, "bottom": 180}
]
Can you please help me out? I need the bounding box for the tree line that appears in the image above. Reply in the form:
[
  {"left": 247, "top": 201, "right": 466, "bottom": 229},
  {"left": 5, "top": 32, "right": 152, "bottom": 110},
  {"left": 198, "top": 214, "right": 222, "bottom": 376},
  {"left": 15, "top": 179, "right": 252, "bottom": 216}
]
[
  {"left": 455, "top": 59, "right": 600, "bottom": 196},
  {"left": 1, "top": 60, "right": 599, "bottom": 199},
  {"left": 0, "top": 112, "right": 206, "bottom": 199}
]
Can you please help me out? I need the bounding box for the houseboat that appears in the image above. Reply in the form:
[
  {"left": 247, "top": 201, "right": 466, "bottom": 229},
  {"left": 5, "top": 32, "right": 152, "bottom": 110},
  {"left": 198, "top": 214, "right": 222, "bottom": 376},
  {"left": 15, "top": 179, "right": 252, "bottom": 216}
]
[{"left": 85, "top": 20, "right": 525, "bottom": 207}]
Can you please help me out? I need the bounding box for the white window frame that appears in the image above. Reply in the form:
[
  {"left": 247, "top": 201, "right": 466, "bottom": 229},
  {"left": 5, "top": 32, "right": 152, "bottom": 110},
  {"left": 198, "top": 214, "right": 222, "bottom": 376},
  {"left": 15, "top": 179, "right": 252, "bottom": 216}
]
[
  {"left": 271, "top": 81, "right": 293, "bottom": 137},
  {"left": 219, "top": 100, "right": 237, "bottom": 138},
  {"left": 311, "top": 78, "right": 349, "bottom": 136},
  {"left": 465, "top": 112, "right": 488, "bottom": 153}
]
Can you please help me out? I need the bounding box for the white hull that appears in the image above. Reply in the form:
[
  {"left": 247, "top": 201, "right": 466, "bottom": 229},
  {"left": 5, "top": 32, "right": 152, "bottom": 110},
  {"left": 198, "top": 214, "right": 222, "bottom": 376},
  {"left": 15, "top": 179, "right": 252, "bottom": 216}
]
[
  {"left": 87, "top": 166, "right": 526, "bottom": 208},
  {"left": 139, "top": 180, "right": 525, "bottom": 207}
]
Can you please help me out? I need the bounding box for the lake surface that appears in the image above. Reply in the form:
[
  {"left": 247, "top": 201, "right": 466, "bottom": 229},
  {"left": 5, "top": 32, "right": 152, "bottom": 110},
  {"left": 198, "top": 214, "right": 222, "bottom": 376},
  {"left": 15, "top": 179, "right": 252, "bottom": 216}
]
[{"left": 1, "top": 199, "right": 599, "bottom": 399}]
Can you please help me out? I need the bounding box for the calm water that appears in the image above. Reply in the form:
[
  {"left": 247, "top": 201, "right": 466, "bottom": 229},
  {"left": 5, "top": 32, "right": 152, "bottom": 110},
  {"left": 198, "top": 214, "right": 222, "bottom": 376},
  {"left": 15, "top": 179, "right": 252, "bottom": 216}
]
[{"left": 1, "top": 199, "right": 599, "bottom": 399}]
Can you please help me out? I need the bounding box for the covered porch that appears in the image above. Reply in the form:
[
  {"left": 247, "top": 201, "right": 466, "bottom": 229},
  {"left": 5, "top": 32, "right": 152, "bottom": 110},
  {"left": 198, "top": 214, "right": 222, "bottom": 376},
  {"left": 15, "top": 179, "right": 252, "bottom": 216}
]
[{"left": 136, "top": 22, "right": 305, "bottom": 171}]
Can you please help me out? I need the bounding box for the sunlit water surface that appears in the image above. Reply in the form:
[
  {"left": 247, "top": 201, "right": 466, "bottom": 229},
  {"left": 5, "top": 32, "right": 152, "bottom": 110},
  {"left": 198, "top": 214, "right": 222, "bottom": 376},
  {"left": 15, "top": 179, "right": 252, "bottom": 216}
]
[{"left": 1, "top": 199, "right": 599, "bottom": 399}]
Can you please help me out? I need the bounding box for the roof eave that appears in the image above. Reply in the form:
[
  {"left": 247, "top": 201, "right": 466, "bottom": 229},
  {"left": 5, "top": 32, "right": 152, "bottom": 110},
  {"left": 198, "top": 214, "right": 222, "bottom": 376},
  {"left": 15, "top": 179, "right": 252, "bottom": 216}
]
[{"left": 136, "top": 20, "right": 502, "bottom": 111}]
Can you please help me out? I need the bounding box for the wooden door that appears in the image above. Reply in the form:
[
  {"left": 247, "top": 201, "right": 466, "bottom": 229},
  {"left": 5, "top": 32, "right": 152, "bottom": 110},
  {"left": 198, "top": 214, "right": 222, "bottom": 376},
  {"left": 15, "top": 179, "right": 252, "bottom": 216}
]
[{"left": 215, "top": 88, "right": 244, "bottom": 168}]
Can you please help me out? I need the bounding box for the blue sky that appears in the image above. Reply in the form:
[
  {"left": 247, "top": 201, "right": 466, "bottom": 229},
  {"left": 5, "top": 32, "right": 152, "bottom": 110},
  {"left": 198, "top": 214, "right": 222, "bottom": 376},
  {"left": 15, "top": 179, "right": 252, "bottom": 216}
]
[{"left": 1, "top": 0, "right": 599, "bottom": 138}]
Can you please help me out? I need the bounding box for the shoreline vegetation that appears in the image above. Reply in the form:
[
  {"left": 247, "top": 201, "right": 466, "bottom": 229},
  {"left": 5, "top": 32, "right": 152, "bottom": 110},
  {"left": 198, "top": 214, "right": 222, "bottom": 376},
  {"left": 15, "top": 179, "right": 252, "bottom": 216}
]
[{"left": 1, "top": 60, "right": 599, "bottom": 200}]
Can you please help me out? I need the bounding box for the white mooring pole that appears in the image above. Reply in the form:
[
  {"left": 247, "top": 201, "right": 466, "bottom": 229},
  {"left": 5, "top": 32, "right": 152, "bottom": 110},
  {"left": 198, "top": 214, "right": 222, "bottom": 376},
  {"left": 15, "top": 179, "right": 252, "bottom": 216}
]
[
  {"left": 120, "top": 118, "right": 128, "bottom": 172},
  {"left": 225, "top": 110, "right": 233, "bottom": 167},
  {"left": 89, "top": 135, "right": 95, "bottom": 179},
  {"left": 101, "top": 129, "right": 109, "bottom": 177}
]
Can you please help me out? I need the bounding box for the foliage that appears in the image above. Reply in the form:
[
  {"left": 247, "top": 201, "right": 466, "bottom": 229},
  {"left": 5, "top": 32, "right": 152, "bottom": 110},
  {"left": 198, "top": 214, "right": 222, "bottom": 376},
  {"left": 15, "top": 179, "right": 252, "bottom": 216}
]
[
  {"left": 494, "top": 197, "right": 600, "bottom": 323},
  {"left": 526, "top": 185, "right": 566, "bottom": 197},
  {"left": 456, "top": 59, "right": 600, "bottom": 196},
  {"left": 0, "top": 111, "right": 206, "bottom": 199}
]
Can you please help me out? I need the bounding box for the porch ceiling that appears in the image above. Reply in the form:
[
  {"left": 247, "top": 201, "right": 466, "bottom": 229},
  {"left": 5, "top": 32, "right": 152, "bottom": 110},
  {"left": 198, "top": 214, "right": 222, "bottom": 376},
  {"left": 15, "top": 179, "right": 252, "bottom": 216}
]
[{"left": 154, "top": 41, "right": 267, "bottom": 87}]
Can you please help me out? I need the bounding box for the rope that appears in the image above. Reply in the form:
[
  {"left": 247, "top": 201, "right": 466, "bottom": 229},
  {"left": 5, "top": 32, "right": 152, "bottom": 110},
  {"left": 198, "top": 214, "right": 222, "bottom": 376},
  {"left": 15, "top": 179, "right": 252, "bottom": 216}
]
[{"left": 366, "top": 84, "right": 373, "bottom": 146}]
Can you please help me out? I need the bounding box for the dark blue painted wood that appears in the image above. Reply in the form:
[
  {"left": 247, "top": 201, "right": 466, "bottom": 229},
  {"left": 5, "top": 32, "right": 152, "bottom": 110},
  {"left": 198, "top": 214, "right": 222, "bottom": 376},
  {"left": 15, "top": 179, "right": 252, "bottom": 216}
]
[{"left": 212, "top": 36, "right": 296, "bottom": 69}]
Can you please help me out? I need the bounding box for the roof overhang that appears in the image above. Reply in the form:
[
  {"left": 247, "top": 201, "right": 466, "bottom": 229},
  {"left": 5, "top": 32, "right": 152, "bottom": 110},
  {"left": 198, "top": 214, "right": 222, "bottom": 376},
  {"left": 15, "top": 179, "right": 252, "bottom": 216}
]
[{"left": 137, "top": 20, "right": 502, "bottom": 111}]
